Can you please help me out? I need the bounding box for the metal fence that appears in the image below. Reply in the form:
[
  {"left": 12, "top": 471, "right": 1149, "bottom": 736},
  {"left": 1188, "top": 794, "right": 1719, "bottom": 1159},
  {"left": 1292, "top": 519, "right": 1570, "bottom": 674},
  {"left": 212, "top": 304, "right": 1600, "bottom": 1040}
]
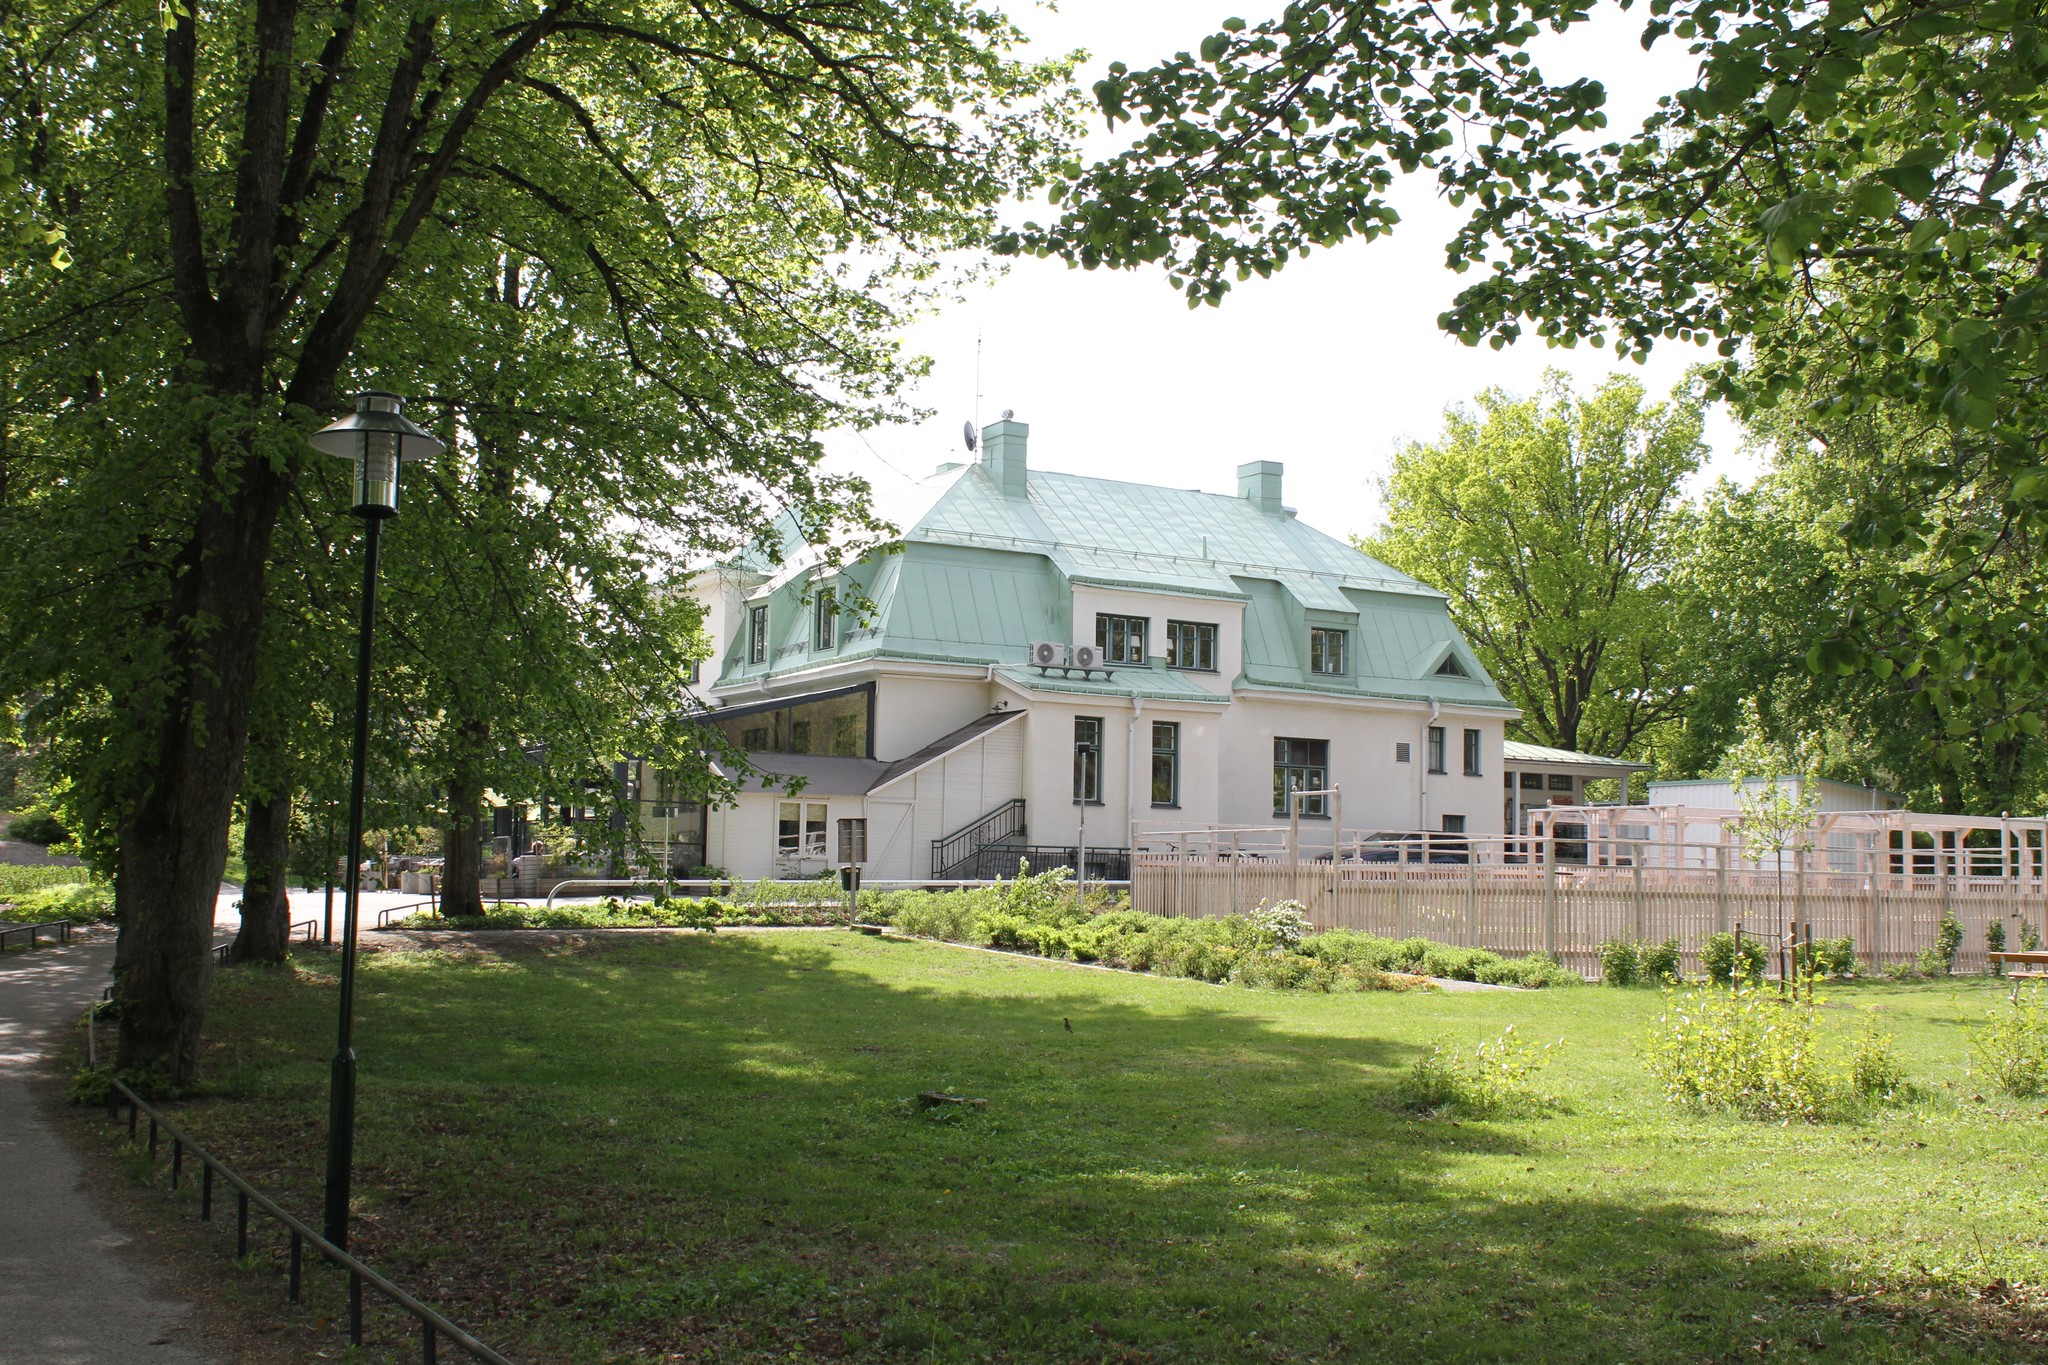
[
  {"left": 1132, "top": 830, "right": 2047, "bottom": 979},
  {"left": 102, "top": 1079, "right": 517, "bottom": 1364}
]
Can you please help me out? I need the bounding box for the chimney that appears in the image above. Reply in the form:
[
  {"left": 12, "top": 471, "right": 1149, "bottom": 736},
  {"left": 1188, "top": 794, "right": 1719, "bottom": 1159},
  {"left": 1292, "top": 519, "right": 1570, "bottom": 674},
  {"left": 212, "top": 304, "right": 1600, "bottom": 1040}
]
[
  {"left": 981, "top": 411, "right": 1028, "bottom": 498},
  {"left": 1237, "top": 459, "right": 1283, "bottom": 514}
]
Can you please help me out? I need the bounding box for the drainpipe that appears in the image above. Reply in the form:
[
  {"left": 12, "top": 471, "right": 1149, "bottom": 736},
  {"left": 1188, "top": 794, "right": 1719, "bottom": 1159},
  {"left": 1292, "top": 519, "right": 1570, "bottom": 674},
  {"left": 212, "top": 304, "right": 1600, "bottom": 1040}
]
[
  {"left": 1127, "top": 697, "right": 1144, "bottom": 868},
  {"left": 1420, "top": 699, "right": 1440, "bottom": 832}
]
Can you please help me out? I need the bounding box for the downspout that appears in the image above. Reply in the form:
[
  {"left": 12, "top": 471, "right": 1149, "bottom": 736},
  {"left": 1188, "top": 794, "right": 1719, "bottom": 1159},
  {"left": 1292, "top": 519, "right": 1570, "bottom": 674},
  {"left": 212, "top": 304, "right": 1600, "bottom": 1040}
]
[
  {"left": 1420, "top": 699, "right": 1440, "bottom": 832},
  {"left": 1127, "top": 696, "right": 1144, "bottom": 867}
]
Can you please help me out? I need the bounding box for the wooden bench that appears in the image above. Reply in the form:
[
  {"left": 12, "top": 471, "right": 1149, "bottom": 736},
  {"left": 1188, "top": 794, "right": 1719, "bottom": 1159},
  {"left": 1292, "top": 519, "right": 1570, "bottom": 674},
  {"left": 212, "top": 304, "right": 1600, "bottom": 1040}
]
[{"left": 1989, "top": 950, "right": 2048, "bottom": 980}]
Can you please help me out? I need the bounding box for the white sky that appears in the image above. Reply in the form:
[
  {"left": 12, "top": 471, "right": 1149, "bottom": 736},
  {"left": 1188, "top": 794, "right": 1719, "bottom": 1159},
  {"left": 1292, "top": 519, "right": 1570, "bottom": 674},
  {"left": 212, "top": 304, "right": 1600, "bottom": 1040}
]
[{"left": 819, "top": 1, "right": 1756, "bottom": 541}]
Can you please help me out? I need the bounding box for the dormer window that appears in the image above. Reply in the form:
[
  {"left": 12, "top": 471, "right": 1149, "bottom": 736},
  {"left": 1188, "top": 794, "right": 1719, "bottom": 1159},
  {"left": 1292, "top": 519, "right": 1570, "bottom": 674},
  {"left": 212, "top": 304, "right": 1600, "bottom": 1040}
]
[
  {"left": 1309, "top": 628, "right": 1348, "bottom": 676},
  {"left": 813, "top": 586, "right": 836, "bottom": 650},
  {"left": 1096, "top": 614, "right": 1147, "bottom": 665},
  {"left": 1435, "top": 655, "right": 1468, "bottom": 678},
  {"left": 747, "top": 605, "right": 768, "bottom": 664}
]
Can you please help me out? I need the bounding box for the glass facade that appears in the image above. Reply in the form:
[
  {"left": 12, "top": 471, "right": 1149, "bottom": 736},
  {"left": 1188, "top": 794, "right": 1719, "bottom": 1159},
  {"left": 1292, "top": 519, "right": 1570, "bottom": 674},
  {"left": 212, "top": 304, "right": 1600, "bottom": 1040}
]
[{"left": 706, "top": 686, "right": 871, "bottom": 757}]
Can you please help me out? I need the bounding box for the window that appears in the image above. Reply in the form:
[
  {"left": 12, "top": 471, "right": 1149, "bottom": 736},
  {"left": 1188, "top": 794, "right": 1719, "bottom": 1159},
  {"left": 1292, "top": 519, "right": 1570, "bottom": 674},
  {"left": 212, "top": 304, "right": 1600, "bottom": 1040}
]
[
  {"left": 1395, "top": 742, "right": 1412, "bottom": 764},
  {"left": 1548, "top": 773, "right": 1576, "bottom": 793},
  {"left": 1096, "top": 614, "right": 1148, "bottom": 665},
  {"left": 1427, "top": 725, "right": 1447, "bottom": 774},
  {"left": 775, "top": 801, "right": 828, "bottom": 858},
  {"left": 1435, "top": 655, "right": 1468, "bottom": 678},
  {"left": 747, "top": 605, "right": 768, "bottom": 664},
  {"left": 1309, "top": 627, "right": 1348, "bottom": 675},
  {"left": 1519, "top": 772, "right": 1544, "bottom": 790},
  {"left": 685, "top": 658, "right": 701, "bottom": 686},
  {"left": 1463, "top": 728, "right": 1482, "bottom": 776},
  {"left": 1273, "top": 737, "right": 1328, "bottom": 817},
  {"left": 813, "top": 587, "right": 836, "bottom": 650},
  {"left": 1074, "top": 717, "right": 1103, "bottom": 803},
  {"left": 1151, "top": 721, "right": 1180, "bottom": 807},
  {"left": 1442, "top": 814, "right": 1466, "bottom": 834},
  {"left": 1165, "top": 620, "right": 1217, "bottom": 671}
]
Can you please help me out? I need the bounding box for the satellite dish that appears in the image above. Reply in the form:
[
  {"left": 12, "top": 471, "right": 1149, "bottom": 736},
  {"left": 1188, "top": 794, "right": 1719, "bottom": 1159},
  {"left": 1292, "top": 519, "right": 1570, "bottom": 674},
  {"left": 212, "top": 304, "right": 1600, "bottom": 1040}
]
[{"left": 962, "top": 420, "right": 977, "bottom": 453}]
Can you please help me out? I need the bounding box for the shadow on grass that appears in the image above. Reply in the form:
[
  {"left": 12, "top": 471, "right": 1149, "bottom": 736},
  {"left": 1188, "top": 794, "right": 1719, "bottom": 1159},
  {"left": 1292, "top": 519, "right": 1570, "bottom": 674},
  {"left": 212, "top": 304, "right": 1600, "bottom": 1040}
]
[{"left": 168, "top": 933, "right": 2038, "bottom": 1365}]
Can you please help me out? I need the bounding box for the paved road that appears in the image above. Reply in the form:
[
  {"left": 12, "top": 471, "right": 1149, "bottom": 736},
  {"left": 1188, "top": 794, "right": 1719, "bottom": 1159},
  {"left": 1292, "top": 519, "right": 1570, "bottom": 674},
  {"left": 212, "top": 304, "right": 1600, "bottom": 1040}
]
[{"left": 0, "top": 937, "right": 216, "bottom": 1364}]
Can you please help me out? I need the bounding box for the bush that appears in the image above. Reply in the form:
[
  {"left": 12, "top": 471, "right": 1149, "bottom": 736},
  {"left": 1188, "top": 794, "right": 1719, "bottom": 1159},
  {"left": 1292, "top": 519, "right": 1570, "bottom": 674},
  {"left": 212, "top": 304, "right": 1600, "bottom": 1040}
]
[
  {"left": 1597, "top": 939, "right": 1640, "bottom": 986},
  {"left": 1244, "top": 899, "right": 1311, "bottom": 949},
  {"left": 1968, "top": 989, "right": 2048, "bottom": 1098},
  {"left": 1848, "top": 1020, "right": 1906, "bottom": 1101},
  {"left": 1639, "top": 939, "right": 1682, "bottom": 984},
  {"left": 1934, "top": 912, "right": 1963, "bottom": 974},
  {"left": 1700, "top": 932, "right": 1767, "bottom": 986},
  {"left": 2024, "top": 922, "right": 2044, "bottom": 953},
  {"left": 1987, "top": 920, "right": 2008, "bottom": 974},
  {"left": 4, "top": 881, "right": 114, "bottom": 923},
  {"left": 1913, "top": 946, "right": 1952, "bottom": 978},
  {"left": 4, "top": 807, "right": 68, "bottom": 845},
  {"left": 1644, "top": 988, "right": 1833, "bottom": 1122},
  {"left": 1398, "top": 1025, "right": 1562, "bottom": 1116}
]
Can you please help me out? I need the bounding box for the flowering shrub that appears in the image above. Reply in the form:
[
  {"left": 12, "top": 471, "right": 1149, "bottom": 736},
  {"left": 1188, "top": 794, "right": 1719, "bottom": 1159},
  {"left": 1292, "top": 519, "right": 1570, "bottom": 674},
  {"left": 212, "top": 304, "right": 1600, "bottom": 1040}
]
[
  {"left": 1643, "top": 988, "right": 1831, "bottom": 1122},
  {"left": 1399, "top": 1025, "right": 1563, "bottom": 1116},
  {"left": 1969, "top": 988, "right": 2048, "bottom": 1098},
  {"left": 1245, "top": 899, "right": 1312, "bottom": 949}
]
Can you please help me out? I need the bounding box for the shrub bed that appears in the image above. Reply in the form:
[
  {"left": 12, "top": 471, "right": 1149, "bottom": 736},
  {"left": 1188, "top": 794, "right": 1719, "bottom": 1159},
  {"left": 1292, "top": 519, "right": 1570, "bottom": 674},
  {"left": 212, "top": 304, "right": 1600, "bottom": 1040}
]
[{"left": 884, "top": 873, "right": 1578, "bottom": 992}]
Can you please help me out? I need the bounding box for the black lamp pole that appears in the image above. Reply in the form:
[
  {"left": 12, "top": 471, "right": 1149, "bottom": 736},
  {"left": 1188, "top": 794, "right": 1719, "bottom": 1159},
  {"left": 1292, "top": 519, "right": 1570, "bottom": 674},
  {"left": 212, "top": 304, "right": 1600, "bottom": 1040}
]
[{"left": 309, "top": 391, "right": 442, "bottom": 1250}]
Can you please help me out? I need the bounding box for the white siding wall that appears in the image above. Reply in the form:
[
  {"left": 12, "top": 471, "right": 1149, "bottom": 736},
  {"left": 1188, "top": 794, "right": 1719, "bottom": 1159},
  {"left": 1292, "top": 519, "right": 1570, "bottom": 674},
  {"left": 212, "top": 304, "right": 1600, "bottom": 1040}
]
[
  {"left": 867, "top": 715, "right": 1027, "bottom": 877},
  {"left": 871, "top": 673, "right": 996, "bottom": 761},
  {"left": 1070, "top": 585, "right": 1243, "bottom": 697}
]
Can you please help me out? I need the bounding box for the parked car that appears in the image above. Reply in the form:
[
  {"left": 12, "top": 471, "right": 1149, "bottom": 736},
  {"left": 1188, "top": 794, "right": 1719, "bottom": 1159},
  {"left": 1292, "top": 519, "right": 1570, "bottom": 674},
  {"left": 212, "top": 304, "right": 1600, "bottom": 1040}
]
[{"left": 1347, "top": 831, "right": 1469, "bottom": 865}]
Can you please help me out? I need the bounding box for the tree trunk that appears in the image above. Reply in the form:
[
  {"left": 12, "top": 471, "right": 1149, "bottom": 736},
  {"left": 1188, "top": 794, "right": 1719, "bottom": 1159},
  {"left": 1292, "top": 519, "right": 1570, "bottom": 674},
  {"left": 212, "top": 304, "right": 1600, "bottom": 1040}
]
[
  {"left": 232, "top": 787, "right": 293, "bottom": 963},
  {"left": 440, "top": 724, "right": 489, "bottom": 917},
  {"left": 114, "top": 446, "right": 289, "bottom": 1085}
]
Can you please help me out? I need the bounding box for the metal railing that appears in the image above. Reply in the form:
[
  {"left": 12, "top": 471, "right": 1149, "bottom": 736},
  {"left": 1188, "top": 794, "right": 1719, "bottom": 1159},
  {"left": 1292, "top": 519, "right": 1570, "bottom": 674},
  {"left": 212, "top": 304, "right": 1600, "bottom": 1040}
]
[
  {"left": 212, "top": 919, "right": 318, "bottom": 965},
  {"left": 0, "top": 918, "right": 72, "bottom": 951},
  {"left": 932, "top": 799, "right": 1027, "bottom": 878},
  {"left": 376, "top": 899, "right": 446, "bottom": 928},
  {"left": 102, "top": 1080, "right": 517, "bottom": 1364}
]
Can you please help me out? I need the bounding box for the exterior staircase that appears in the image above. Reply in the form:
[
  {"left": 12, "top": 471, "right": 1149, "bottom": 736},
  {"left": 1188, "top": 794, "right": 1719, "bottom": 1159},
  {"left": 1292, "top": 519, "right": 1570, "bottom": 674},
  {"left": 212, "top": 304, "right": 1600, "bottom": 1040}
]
[{"left": 931, "top": 799, "right": 1025, "bottom": 879}]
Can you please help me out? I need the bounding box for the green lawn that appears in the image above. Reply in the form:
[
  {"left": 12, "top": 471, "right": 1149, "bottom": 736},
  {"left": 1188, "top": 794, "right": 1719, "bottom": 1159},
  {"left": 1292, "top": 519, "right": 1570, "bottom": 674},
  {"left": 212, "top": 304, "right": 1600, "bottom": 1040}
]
[{"left": 161, "top": 932, "right": 2048, "bottom": 1363}]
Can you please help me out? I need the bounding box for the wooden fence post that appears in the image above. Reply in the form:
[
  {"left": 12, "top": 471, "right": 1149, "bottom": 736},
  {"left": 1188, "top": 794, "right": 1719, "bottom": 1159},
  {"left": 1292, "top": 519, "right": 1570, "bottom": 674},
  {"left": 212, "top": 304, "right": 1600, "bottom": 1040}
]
[
  {"left": 1465, "top": 849, "right": 1478, "bottom": 949},
  {"left": 1396, "top": 843, "right": 1410, "bottom": 940},
  {"left": 1632, "top": 846, "right": 1646, "bottom": 943},
  {"left": 1542, "top": 833, "right": 1558, "bottom": 959},
  {"left": 1866, "top": 845, "right": 1882, "bottom": 970},
  {"left": 1714, "top": 844, "right": 1729, "bottom": 937},
  {"left": 1793, "top": 846, "right": 1807, "bottom": 944}
]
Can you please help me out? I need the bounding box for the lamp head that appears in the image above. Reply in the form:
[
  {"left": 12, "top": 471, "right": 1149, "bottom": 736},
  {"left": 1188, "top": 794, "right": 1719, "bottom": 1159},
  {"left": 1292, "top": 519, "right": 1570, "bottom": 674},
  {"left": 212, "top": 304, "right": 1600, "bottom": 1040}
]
[{"left": 309, "top": 391, "right": 444, "bottom": 517}]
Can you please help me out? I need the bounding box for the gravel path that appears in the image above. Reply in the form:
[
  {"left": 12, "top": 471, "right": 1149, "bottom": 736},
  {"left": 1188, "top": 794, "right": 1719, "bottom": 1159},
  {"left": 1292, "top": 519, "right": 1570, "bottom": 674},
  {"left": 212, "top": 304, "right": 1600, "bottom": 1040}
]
[{"left": 0, "top": 937, "right": 216, "bottom": 1364}]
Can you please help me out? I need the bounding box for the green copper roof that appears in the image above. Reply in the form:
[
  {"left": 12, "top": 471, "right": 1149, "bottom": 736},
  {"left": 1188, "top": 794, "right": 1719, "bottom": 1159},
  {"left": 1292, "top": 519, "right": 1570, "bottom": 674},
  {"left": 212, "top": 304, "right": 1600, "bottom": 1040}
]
[{"left": 716, "top": 450, "right": 1509, "bottom": 712}]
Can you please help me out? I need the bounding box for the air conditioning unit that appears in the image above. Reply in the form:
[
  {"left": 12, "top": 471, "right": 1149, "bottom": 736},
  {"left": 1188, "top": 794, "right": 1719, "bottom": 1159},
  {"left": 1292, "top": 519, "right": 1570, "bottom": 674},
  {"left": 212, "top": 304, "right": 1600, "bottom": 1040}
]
[
  {"left": 1029, "top": 641, "right": 1067, "bottom": 668},
  {"left": 1070, "top": 643, "right": 1102, "bottom": 671}
]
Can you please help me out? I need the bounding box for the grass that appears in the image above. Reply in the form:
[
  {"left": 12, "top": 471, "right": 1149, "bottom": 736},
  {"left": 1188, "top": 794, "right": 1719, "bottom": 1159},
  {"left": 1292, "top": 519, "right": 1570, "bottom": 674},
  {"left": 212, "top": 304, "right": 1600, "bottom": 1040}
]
[{"left": 145, "top": 934, "right": 2048, "bottom": 1363}]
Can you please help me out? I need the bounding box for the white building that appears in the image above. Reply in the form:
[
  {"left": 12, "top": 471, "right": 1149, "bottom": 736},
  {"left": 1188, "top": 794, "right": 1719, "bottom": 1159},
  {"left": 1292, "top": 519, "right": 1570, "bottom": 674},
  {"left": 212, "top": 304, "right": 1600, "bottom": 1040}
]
[{"left": 663, "top": 415, "right": 1523, "bottom": 882}]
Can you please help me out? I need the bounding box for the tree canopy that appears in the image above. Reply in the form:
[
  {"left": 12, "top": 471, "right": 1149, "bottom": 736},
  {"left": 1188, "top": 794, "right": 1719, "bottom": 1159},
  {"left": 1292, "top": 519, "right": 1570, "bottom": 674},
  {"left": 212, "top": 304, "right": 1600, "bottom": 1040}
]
[
  {"left": 0, "top": 0, "right": 1078, "bottom": 1080},
  {"left": 1005, "top": 0, "right": 2048, "bottom": 757},
  {"left": 1361, "top": 372, "right": 1706, "bottom": 765}
]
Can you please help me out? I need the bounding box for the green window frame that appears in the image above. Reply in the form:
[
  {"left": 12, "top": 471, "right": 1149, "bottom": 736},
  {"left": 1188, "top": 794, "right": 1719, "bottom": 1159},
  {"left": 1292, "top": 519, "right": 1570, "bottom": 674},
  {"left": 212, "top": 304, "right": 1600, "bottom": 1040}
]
[
  {"left": 1273, "top": 737, "right": 1328, "bottom": 817},
  {"left": 1151, "top": 721, "right": 1180, "bottom": 807},
  {"left": 1165, "top": 620, "right": 1217, "bottom": 672},
  {"left": 813, "top": 586, "right": 836, "bottom": 650},
  {"left": 1095, "top": 614, "right": 1148, "bottom": 665},
  {"left": 747, "top": 605, "right": 768, "bottom": 664},
  {"left": 1309, "top": 627, "right": 1348, "bottom": 676},
  {"left": 1074, "top": 717, "right": 1103, "bottom": 804}
]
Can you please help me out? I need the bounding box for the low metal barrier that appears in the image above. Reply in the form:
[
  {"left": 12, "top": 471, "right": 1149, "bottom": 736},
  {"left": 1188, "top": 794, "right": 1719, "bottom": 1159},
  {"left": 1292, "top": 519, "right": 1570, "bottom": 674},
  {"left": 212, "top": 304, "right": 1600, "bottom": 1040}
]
[
  {"left": 0, "top": 918, "right": 71, "bottom": 952},
  {"left": 375, "top": 899, "right": 446, "bottom": 928},
  {"left": 211, "top": 919, "right": 318, "bottom": 965},
  {"left": 103, "top": 1079, "right": 517, "bottom": 1363}
]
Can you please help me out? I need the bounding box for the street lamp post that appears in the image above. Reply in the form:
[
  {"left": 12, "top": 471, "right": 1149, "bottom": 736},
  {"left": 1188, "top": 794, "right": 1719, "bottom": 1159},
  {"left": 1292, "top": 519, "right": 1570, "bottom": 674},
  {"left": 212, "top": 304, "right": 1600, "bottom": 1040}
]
[{"left": 309, "top": 391, "right": 443, "bottom": 1250}]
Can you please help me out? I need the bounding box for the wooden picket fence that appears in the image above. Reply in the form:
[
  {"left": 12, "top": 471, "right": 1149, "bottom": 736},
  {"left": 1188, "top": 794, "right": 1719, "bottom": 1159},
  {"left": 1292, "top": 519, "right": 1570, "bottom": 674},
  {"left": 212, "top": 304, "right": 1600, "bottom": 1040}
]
[{"left": 1132, "top": 834, "right": 2046, "bottom": 980}]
